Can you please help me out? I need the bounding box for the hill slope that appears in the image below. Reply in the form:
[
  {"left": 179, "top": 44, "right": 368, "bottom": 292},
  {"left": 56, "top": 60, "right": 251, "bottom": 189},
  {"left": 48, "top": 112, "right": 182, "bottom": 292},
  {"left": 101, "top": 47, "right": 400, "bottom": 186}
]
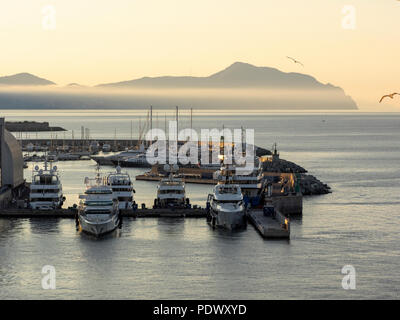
[{"left": 0, "top": 73, "right": 55, "bottom": 86}]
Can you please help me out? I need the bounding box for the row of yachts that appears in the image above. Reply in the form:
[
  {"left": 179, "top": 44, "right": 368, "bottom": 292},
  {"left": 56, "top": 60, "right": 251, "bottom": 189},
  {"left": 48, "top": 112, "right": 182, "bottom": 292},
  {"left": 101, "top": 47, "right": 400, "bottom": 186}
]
[{"left": 28, "top": 158, "right": 266, "bottom": 237}]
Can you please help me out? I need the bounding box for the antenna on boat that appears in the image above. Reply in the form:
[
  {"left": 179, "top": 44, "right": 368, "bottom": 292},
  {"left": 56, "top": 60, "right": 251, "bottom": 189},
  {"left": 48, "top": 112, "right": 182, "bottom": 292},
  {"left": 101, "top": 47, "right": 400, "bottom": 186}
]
[
  {"left": 150, "top": 106, "right": 153, "bottom": 143},
  {"left": 130, "top": 120, "right": 133, "bottom": 148},
  {"left": 164, "top": 113, "right": 167, "bottom": 134},
  {"left": 95, "top": 163, "right": 101, "bottom": 185},
  {"left": 176, "top": 106, "right": 179, "bottom": 140}
]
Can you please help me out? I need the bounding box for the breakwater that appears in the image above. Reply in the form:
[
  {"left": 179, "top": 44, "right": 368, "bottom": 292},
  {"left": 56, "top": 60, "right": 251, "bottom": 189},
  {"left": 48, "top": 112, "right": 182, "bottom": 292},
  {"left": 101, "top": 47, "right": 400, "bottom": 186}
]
[{"left": 6, "top": 121, "right": 66, "bottom": 132}]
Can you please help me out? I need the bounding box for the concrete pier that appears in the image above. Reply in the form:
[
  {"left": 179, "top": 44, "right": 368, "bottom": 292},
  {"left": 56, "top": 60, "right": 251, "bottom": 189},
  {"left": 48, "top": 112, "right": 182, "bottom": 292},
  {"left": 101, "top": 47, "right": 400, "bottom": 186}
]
[
  {"left": 0, "top": 208, "right": 207, "bottom": 219},
  {"left": 136, "top": 174, "right": 216, "bottom": 185},
  {"left": 247, "top": 209, "right": 290, "bottom": 239},
  {"left": 0, "top": 208, "right": 76, "bottom": 218},
  {"left": 265, "top": 194, "right": 303, "bottom": 216}
]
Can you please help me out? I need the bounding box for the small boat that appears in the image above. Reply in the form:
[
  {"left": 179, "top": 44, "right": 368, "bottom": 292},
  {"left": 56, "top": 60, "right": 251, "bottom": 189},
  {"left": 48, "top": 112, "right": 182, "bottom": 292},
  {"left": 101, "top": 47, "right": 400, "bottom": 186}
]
[
  {"left": 26, "top": 143, "right": 34, "bottom": 152},
  {"left": 29, "top": 160, "right": 65, "bottom": 210},
  {"left": 78, "top": 166, "right": 120, "bottom": 236},
  {"left": 102, "top": 143, "right": 111, "bottom": 152},
  {"left": 154, "top": 164, "right": 189, "bottom": 209},
  {"left": 89, "top": 141, "right": 100, "bottom": 153},
  {"left": 106, "top": 166, "right": 135, "bottom": 210},
  {"left": 56, "top": 153, "right": 81, "bottom": 161},
  {"left": 91, "top": 143, "right": 147, "bottom": 166}
]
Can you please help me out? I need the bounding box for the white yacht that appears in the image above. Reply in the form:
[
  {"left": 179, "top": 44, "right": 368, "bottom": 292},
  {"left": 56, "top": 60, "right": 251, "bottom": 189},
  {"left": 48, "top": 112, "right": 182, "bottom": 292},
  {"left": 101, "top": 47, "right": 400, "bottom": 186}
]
[
  {"left": 214, "top": 158, "right": 265, "bottom": 208},
  {"left": 78, "top": 169, "right": 120, "bottom": 236},
  {"left": 106, "top": 166, "right": 135, "bottom": 210},
  {"left": 207, "top": 183, "right": 246, "bottom": 230},
  {"left": 112, "top": 154, "right": 152, "bottom": 168},
  {"left": 91, "top": 143, "right": 146, "bottom": 166},
  {"left": 29, "top": 161, "right": 64, "bottom": 210},
  {"left": 154, "top": 164, "right": 187, "bottom": 208}
]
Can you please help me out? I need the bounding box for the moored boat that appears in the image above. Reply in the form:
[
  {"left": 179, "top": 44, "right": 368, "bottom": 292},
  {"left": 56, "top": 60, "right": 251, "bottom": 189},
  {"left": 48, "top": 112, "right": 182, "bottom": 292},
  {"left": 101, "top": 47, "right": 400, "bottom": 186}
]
[
  {"left": 78, "top": 167, "right": 120, "bottom": 236},
  {"left": 106, "top": 166, "right": 135, "bottom": 210},
  {"left": 29, "top": 160, "right": 65, "bottom": 210}
]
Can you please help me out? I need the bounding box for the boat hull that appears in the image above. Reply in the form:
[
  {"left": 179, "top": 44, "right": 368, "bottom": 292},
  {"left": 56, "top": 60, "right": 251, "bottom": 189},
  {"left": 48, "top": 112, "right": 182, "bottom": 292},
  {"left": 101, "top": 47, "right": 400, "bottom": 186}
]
[
  {"left": 79, "top": 214, "right": 120, "bottom": 237},
  {"left": 210, "top": 209, "right": 247, "bottom": 230},
  {"left": 111, "top": 160, "right": 151, "bottom": 168}
]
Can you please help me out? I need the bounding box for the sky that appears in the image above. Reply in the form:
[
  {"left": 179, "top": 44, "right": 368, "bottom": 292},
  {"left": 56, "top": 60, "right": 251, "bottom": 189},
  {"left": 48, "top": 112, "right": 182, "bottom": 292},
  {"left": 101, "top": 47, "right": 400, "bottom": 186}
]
[{"left": 0, "top": 0, "right": 399, "bottom": 111}]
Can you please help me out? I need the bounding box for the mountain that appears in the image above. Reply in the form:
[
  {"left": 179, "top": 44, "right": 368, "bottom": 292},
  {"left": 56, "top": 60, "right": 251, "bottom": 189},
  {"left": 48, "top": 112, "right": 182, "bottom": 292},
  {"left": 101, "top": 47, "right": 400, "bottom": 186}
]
[
  {"left": 0, "top": 73, "right": 55, "bottom": 86},
  {"left": 95, "top": 62, "right": 358, "bottom": 109},
  {"left": 97, "top": 62, "right": 341, "bottom": 90},
  {"left": 0, "top": 63, "right": 358, "bottom": 110}
]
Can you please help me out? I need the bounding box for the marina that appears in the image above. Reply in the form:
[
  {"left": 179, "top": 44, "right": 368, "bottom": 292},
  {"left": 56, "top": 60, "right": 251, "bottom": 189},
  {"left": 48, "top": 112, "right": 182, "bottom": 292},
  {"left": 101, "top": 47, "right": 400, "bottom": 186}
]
[
  {"left": 1, "top": 0, "right": 400, "bottom": 301},
  {"left": 0, "top": 111, "right": 399, "bottom": 299},
  {"left": 0, "top": 114, "right": 308, "bottom": 240}
]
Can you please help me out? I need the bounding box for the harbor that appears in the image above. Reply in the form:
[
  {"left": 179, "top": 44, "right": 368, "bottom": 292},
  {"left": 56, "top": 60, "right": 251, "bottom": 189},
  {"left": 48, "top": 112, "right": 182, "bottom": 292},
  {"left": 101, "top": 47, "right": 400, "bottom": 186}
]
[
  {"left": 0, "top": 114, "right": 315, "bottom": 239},
  {"left": 1, "top": 111, "right": 398, "bottom": 299},
  {"left": 1, "top": 0, "right": 399, "bottom": 300}
]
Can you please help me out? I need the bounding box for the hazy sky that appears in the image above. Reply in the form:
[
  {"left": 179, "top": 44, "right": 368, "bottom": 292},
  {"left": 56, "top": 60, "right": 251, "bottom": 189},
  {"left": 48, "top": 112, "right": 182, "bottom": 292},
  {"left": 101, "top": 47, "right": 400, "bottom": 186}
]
[{"left": 1, "top": 0, "right": 399, "bottom": 110}]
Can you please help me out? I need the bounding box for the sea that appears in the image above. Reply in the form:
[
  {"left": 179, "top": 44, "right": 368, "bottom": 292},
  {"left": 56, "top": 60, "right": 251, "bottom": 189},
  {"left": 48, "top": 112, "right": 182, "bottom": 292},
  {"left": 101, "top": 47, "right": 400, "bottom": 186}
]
[{"left": 0, "top": 109, "right": 399, "bottom": 299}]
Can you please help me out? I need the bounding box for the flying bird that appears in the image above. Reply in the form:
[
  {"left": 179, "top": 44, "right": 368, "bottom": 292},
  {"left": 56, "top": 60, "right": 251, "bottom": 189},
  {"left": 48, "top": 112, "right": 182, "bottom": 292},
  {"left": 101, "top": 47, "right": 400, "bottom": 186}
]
[
  {"left": 379, "top": 92, "right": 400, "bottom": 103},
  {"left": 287, "top": 56, "right": 304, "bottom": 67}
]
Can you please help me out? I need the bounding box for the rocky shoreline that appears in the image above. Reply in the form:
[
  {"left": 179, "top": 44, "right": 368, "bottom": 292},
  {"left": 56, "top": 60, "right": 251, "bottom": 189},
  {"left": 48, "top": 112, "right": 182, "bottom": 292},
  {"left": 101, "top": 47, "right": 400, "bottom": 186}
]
[{"left": 261, "top": 152, "right": 331, "bottom": 196}]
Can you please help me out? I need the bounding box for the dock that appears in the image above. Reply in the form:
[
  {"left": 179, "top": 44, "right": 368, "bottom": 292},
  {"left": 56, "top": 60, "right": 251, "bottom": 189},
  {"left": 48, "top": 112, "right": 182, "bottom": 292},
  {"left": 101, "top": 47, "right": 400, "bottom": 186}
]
[
  {"left": 0, "top": 208, "right": 76, "bottom": 218},
  {"left": 0, "top": 207, "right": 291, "bottom": 240},
  {"left": 0, "top": 208, "right": 207, "bottom": 219},
  {"left": 135, "top": 208, "right": 206, "bottom": 218},
  {"left": 246, "top": 209, "right": 290, "bottom": 239},
  {"left": 136, "top": 174, "right": 216, "bottom": 185}
]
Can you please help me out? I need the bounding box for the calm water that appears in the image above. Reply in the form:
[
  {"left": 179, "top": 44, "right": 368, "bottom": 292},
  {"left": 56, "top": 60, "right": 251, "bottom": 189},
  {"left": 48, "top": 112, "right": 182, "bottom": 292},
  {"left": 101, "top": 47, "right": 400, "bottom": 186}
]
[{"left": 1, "top": 110, "right": 399, "bottom": 299}]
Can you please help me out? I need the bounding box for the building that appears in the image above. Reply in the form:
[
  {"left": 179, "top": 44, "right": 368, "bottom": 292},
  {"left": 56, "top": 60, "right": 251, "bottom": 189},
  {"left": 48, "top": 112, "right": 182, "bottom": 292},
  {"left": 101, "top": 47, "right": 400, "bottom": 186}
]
[{"left": 0, "top": 118, "right": 24, "bottom": 208}]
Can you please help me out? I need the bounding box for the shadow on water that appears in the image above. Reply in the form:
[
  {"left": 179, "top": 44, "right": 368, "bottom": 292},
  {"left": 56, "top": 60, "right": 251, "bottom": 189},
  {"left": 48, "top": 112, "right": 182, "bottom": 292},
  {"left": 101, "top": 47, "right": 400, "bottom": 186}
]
[
  {"left": 208, "top": 223, "right": 248, "bottom": 240},
  {"left": 0, "top": 218, "right": 24, "bottom": 238},
  {"left": 28, "top": 218, "right": 61, "bottom": 234},
  {"left": 156, "top": 217, "right": 185, "bottom": 236}
]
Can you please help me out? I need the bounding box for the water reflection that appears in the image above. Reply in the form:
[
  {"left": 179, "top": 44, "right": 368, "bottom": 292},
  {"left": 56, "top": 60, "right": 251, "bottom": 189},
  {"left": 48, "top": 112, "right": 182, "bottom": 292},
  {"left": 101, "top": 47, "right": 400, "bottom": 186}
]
[{"left": 28, "top": 218, "right": 61, "bottom": 234}]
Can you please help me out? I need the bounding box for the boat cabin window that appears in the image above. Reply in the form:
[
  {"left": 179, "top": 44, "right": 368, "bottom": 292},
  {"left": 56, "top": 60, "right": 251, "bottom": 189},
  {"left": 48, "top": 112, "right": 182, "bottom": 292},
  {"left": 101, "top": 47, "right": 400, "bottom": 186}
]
[
  {"left": 85, "top": 189, "right": 112, "bottom": 195},
  {"left": 30, "top": 197, "right": 60, "bottom": 202},
  {"left": 34, "top": 175, "right": 58, "bottom": 185},
  {"left": 118, "top": 196, "right": 133, "bottom": 202},
  {"left": 112, "top": 187, "right": 132, "bottom": 192},
  {"left": 215, "top": 200, "right": 242, "bottom": 204},
  {"left": 218, "top": 187, "right": 239, "bottom": 194},
  {"left": 85, "top": 210, "right": 112, "bottom": 215},
  {"left": 84, "top": 200, "right": 114, "bottom": 206},
  {"left": 109, "top": 178, "right": 131, "bottom": 185},
  {"left": 159, "top": 190, "right": 183, "bottom": 194},
  {"left": 31, "top": 189, "right": 60, "bottom": 193}
]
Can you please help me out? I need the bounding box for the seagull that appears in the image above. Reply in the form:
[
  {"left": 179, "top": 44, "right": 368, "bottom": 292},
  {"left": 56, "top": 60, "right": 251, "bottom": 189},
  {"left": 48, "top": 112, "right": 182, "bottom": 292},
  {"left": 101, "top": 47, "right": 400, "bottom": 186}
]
[
  {"left": 287, "top": 56, "right": 304, "bottom": 67},
  {"left": 379, "top": 92, "right": 400, "bottom": 103}
]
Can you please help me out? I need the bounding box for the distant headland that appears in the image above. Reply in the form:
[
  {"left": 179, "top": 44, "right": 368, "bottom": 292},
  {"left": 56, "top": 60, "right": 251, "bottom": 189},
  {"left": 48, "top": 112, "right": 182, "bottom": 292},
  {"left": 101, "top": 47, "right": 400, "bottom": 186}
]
[{"left": 0, "top": 62, "right": 358, "bottom": 110}]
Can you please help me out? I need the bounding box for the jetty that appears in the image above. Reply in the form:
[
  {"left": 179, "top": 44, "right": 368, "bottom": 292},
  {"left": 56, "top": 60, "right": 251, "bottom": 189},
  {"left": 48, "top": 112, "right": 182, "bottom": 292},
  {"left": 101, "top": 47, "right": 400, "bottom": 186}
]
[
  {"left": 0, "top": 208, "right": 207, "bottom": 219},
  {"left": 6, "top": 121, "right": 66, "bottom": 132},
  {"left": 247, "top": 208, "right": 290, "bottom": 239}
]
